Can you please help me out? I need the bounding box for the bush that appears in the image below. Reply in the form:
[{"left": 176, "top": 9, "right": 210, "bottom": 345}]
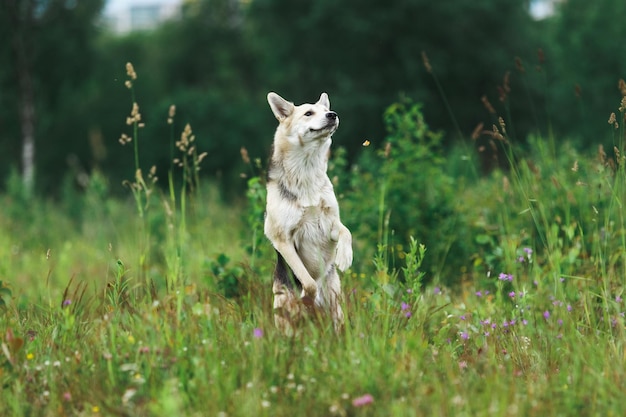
[{"left": 335, "top": 98, "right": 475, "bottom": 285}]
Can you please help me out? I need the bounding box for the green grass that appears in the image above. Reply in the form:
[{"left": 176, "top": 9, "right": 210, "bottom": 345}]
[
  {"left": 2, "top": 66, "right": 626, "bottom": 416},
  {"left": 1, "top": 138, "right": 625, "bottom": 417}
]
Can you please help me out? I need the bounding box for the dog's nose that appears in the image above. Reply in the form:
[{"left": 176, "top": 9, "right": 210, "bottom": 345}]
[{"left": 326, "top": 112, "right": 337, "bottom": 120}]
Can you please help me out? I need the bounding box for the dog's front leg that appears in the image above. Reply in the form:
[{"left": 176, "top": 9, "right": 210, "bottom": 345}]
[
  {"left": 272, "top": 240, "right": 318, "bottom": 301},
  {"left": 331, "top": 222, "right": 353, "bottom": 272}
]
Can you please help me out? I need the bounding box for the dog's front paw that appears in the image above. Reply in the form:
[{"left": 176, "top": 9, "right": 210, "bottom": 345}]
[
  {"left": 300, "top": 280, "right": 318, "bottom": 301},
  {"left": 335, "top": 241, "right": 353, "bottom": 272}
]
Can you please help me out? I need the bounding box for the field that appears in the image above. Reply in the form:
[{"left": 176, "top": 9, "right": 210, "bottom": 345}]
[{"left": 2, "top": 78, "right": 626, "bottom": 416}]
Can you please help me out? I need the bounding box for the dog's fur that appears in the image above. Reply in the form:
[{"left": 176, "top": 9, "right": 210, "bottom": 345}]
[{"left": 264, "top": 92, "right": 352, "bottom": 333}]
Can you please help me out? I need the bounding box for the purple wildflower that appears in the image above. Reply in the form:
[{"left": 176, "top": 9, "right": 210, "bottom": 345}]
[
  {"left": 476, "top": 291, "right": 482, "bottom": 297},
  {"left": 460, "top": 331, "right": 469, "bottom": 340},
  {"left": 508, "top": 291, "right": 515, "bottom": 298},
  {"left": 433, "top": 287, "right": 441, "bottom": 295},
  {"left": 352, "top": 394, "right": 374, "bottom": 407},
  {"left": 253, "top": 328, "right": 263, "bottom": 338},
  {"left": 63, "top": 299, "right": 72, "bottom": 306},
  {"left": 616, "top": 295, "right": 623, "bottom": 303},
  {"left": 543, "top": 311, "right": 550, "bottom": 320},
  {"left": 498, "top": 273, "right": 513, "bottom": 282}
]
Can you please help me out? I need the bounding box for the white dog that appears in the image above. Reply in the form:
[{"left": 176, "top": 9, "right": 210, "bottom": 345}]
[{"left": 264, "top": 92, "right": 352, "bottom": 333}]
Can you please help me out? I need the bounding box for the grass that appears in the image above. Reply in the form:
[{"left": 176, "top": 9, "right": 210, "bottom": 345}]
[{"left": 2, "top": 64, "right": 626, "bottom": 416}]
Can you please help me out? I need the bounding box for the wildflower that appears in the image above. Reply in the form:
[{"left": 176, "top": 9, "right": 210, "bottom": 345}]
[
  {"left": 433, "top": 287, "right": 441, "bottom": 295},
  {"left": 458, "top": 361, "right": 468, "bottom": 370},
  {"left": 63, "top": 391, "right": 72, "bottom": 401},
  {"left": 498, "top": 273, "right": 513, "bottom": 282},
  {"left": 508, "top": 291, "right": 515, "bottom": 298},
  {"left": 401, "top": 302, "right": 412, "bottom": 318},
  {"left": 567, "top": 304, "right": 572, "bottom": 312},
  {"left": 475, "top": 291, "right": 482, "bottom": 297},
  {"left": 460, "top": 331, "right": 469, "bottom": 340},
  {"left": 352, "top": 394, "right": 374, "bottom": 407},
  {"left": 253, "top": 328, "right": 263, "bottom": 338},
  {"left": 92, "top": 405, "right": 100, "bottom": 413},
  {"left": 616, "top": 295, "right": 623, "bottom": 303},
  {"left": 543, "top": 311, "right": 550, "bottom": 320},
  {"left": 26, "top": 353, "right": 34, "bottom": 360},
  {"left": 63, "top": 299, "right": 71, "bottom": 306}
]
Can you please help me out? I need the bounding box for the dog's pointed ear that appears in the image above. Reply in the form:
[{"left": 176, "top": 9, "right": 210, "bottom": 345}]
[
  {"left": 267, "top": 92, "right": 294, "bottom": 121},
  {"left": 317, "top": 92, "right": 330, "bottom": 109}
]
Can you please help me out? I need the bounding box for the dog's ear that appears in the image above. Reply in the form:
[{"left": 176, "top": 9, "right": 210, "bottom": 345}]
[
  {"left": 316, "top": 92, "right": 330, "bottom": 110},
  {"left": 267, "top": 92, "right": 294, "bottom": 121}
]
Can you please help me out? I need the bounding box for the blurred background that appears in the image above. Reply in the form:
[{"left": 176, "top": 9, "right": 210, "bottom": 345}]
[{"left": 0, "top": 0, "right": 625, "bottom": 197}]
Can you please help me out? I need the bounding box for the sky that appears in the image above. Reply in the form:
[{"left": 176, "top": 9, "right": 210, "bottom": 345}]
[{"left": 104, "top": 0, "right": 181, "bottom": 15}]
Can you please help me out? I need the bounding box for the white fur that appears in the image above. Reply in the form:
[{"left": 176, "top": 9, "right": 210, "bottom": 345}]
[{"left": 265, "top": 92, "right": 352, "bottom": 333}]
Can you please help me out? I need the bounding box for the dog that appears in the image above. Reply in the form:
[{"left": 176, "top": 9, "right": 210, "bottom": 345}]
[{"left": 264, "top": 92, "right": 353, "bottom": 334}]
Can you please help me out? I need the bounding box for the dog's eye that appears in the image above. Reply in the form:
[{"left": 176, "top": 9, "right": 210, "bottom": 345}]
[{"left": 304, "top": 111, "right": 314, "bottom": 116}]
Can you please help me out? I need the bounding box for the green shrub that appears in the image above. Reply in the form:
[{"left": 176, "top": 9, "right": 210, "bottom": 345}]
[{"left": 335, "top": 97, "right": 475, "bottom": 285}]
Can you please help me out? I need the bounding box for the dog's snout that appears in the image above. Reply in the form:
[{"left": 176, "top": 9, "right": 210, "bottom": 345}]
[{"left": 326, "top": 111, "right": 337, "bottom": 120}]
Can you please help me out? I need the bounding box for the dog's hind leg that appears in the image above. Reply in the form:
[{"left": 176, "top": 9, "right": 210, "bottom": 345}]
[
  {"left": 322, "top": 267, "right": 345, "bottom": 332},
  {"left": 272, "top": 252, "right": 303, "bottom": 335}
]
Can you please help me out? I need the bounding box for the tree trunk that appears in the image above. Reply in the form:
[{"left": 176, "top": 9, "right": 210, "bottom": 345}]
[{"left": 7, "top": 0, "right": 36, "bottom": 196}]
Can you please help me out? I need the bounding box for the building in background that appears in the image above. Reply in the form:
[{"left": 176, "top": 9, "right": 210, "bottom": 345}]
[
  {"left": 104, "top": 0, "right": 183, "bottom": 33},
  {"left": 530, "top": 0, "right": 565, "bottom": 20}
]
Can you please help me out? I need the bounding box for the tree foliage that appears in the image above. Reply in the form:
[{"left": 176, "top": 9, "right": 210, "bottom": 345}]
[{"left": 3, "top": 0, "right": 623, "bottom": 196}]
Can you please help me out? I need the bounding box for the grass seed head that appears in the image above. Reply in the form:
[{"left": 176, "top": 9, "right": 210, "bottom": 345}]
[
  {"left": 421, "top": 51, "right": 432, "bottom": 73},
  {"left": 125, "top": 62, "right": 137, "bottom": 80},
  {"left": 481, "top": 95, "right": 496, "bottom": 115}
]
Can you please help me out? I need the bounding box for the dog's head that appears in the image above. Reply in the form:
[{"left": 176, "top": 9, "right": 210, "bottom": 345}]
[{"left": 267, "top": 92, "right": 339, "bottom": 144}]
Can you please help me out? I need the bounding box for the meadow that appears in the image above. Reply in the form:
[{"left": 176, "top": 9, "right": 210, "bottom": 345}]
[{"left": 1, "top": 65, "right": 626, "bottom": 416}]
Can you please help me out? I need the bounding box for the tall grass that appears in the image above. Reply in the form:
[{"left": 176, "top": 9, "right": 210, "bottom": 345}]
[{"left": 1, "top": 62, "right": 626, "bottom": 416}]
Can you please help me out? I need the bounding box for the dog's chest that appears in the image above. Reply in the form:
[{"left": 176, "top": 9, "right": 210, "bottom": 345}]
[{"left": 293, "top": 198, "right": 336, "bottom": 253}]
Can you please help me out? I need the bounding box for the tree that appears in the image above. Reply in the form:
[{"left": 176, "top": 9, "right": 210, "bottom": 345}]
[
  {"left": 0, "top": 0, "right": 104, "bottom": 195},
  {"left": 246, "top": 0, "right": 536, "bottom": 155},
  {"left": 542, "top": 0, "right": 626, "bottom": 143}
]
